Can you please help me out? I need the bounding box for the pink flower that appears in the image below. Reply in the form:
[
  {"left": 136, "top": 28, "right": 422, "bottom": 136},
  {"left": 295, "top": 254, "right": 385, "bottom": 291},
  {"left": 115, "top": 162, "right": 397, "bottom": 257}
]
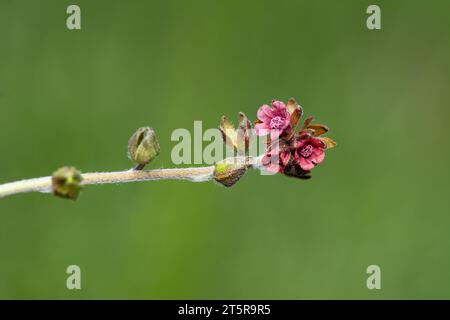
[
  {"left": 253, "top": 97, "right": 334, "bottom": 179},
  {"left": 255, "top": 100, "right": 291, "bottom": 140},
  {"left": 260, "top": 140, "right": 293, "bottom": 174},
  {"left": 261, "top": 145, "right": 312, "bottom": 180},
  {"left": 294, "top": 137, "right": 325, "bottom": 171},
  {"left": 261, "top": 152, "right": 280, "bottom": 174}
]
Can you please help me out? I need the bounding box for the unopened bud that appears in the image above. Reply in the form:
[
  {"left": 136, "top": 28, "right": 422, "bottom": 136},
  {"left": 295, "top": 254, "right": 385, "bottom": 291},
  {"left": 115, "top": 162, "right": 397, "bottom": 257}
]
[
  {"left": 214, "top": 157, "right": 249, "bottom": 187},
  {"left": 52, "top": 166, "right": 83, "bottom": 200},
  {"left": 128, "top": 127, "right": 160, "bottom": 168}
]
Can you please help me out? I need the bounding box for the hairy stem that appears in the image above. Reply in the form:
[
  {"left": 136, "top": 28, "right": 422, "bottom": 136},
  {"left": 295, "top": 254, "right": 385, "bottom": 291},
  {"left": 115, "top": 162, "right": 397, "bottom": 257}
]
[
  {"left": 0, "top": 156, "right": 263, "bottom": 199},
  {"left": 0, "top": 166, "right": 215, "bottom": 199}
]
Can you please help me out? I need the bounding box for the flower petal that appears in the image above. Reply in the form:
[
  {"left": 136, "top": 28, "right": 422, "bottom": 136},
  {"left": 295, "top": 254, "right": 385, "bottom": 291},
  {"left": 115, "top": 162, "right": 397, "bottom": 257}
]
[
  {"left": 265, "top": 162, "right": 280, "bottom": 173},
  {"left": 261, "top": 154, "right": 280, "bottom": 174},
  {"left": 272, "top": 100, "right": 286, "bottom": 111},
  {"left": 311, "top": 148, "right": 325, "bottom": 164},
  {"left": 255, "top": 122, "right": 268, "bottom": 136},
  {"left": 257, "top": 104, "right": 273, "bottom": 122},
  {"left": 295, "top": 139, "right": 307, "bottom": 149},
  {"left": 309, "top": 137, "right": 326, "bottom": 148},
  {"left": 299, "top": 157, "right": 315, "bottom": 171},
  {"left": 270, "top": 129, "right": 282, "bottom": 141}
]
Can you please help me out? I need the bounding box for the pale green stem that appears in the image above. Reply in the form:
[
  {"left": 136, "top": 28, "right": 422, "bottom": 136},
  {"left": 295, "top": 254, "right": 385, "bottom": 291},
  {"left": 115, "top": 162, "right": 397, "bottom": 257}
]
[
  {"left": 0, "top": 156, "right": 263, "bottom": 199},
  {"left": 0, "top": 167, "right": 214, "bottom": 199}
]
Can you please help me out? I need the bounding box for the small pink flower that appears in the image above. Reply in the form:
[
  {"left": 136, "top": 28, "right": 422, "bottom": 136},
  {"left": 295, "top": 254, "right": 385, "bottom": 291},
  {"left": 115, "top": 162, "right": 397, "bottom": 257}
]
[
  {"left": 261, "top": 141, "right": 292, "bottom": 174},
  {"left": 261, "top": 152, "right": 280, "bottom": 174},
  {"left": 294, "top": 137, "right": 325, "bottom": 171},
  {"left": 255, "top": 100, "right": 291, "bottom": 140}
]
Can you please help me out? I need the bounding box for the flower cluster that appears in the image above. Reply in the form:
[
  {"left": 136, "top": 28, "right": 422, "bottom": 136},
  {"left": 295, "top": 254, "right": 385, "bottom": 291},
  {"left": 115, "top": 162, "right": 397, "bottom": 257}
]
[{"left": 256, "top": 98, "right": 336, "bottom": 179}]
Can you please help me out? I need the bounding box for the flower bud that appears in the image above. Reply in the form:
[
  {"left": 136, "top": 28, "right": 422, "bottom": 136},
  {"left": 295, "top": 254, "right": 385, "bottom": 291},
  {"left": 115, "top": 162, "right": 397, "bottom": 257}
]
[
  {"left": 52, "top": 166, "right": 83, "bottom": 200},
  {"left": 213, "top": 157, "right": 249, "bottom": 187},
  {"left": 128, "top": 127, "right": 160, "bottom": 168}
]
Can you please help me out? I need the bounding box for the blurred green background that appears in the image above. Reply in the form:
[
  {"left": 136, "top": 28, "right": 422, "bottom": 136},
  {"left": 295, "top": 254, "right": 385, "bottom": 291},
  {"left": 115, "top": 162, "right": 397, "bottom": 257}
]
[{"left": 1, "top": 0, "right": 450, "bottom": 299}]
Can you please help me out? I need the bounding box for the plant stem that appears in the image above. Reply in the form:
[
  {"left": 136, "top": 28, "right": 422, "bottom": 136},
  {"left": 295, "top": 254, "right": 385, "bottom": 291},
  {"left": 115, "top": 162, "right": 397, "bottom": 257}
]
[
  {"left": 0, "top": 156, "right": 263, "bottom": 199},
  {"left": 0, "top": 166, "right": 215, "bottom": 199}
]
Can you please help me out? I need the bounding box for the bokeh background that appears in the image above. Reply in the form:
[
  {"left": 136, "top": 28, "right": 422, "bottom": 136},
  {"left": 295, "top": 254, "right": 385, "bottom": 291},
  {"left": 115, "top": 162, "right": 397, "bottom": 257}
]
[{"left": 1, "top": 0, "right": 450, "bottom": 299}]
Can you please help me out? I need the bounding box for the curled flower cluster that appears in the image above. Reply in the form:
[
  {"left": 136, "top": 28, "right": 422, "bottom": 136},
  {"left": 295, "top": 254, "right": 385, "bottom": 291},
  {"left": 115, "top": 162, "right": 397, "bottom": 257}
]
[
  {"left": 0, "top": 97, "right": 337, "bottom": 201},
  {"left": 256, "top": 98, "right": 336, "bottom": 179}
]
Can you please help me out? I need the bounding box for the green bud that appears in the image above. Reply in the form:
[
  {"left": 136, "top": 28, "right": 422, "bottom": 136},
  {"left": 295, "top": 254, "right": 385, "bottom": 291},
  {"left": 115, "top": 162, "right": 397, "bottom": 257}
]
[
  {"left": 128, "top": 127, "right": 160, "bottom": 168},
  {"left": 52, "top": 166, "right": 83, "bottom": 200},
  {"left": 213, "top": 157, "right": 249, "bottom": 187}
]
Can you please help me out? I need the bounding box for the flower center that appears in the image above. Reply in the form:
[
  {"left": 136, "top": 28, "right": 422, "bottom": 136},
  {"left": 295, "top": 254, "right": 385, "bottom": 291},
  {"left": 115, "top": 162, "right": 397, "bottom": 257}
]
[
  {"left": 270, "top": 116, "right": 285, "bottom": 130},
  {"left": 299, "top": 144, "right": 313, "bottom": 158}
]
